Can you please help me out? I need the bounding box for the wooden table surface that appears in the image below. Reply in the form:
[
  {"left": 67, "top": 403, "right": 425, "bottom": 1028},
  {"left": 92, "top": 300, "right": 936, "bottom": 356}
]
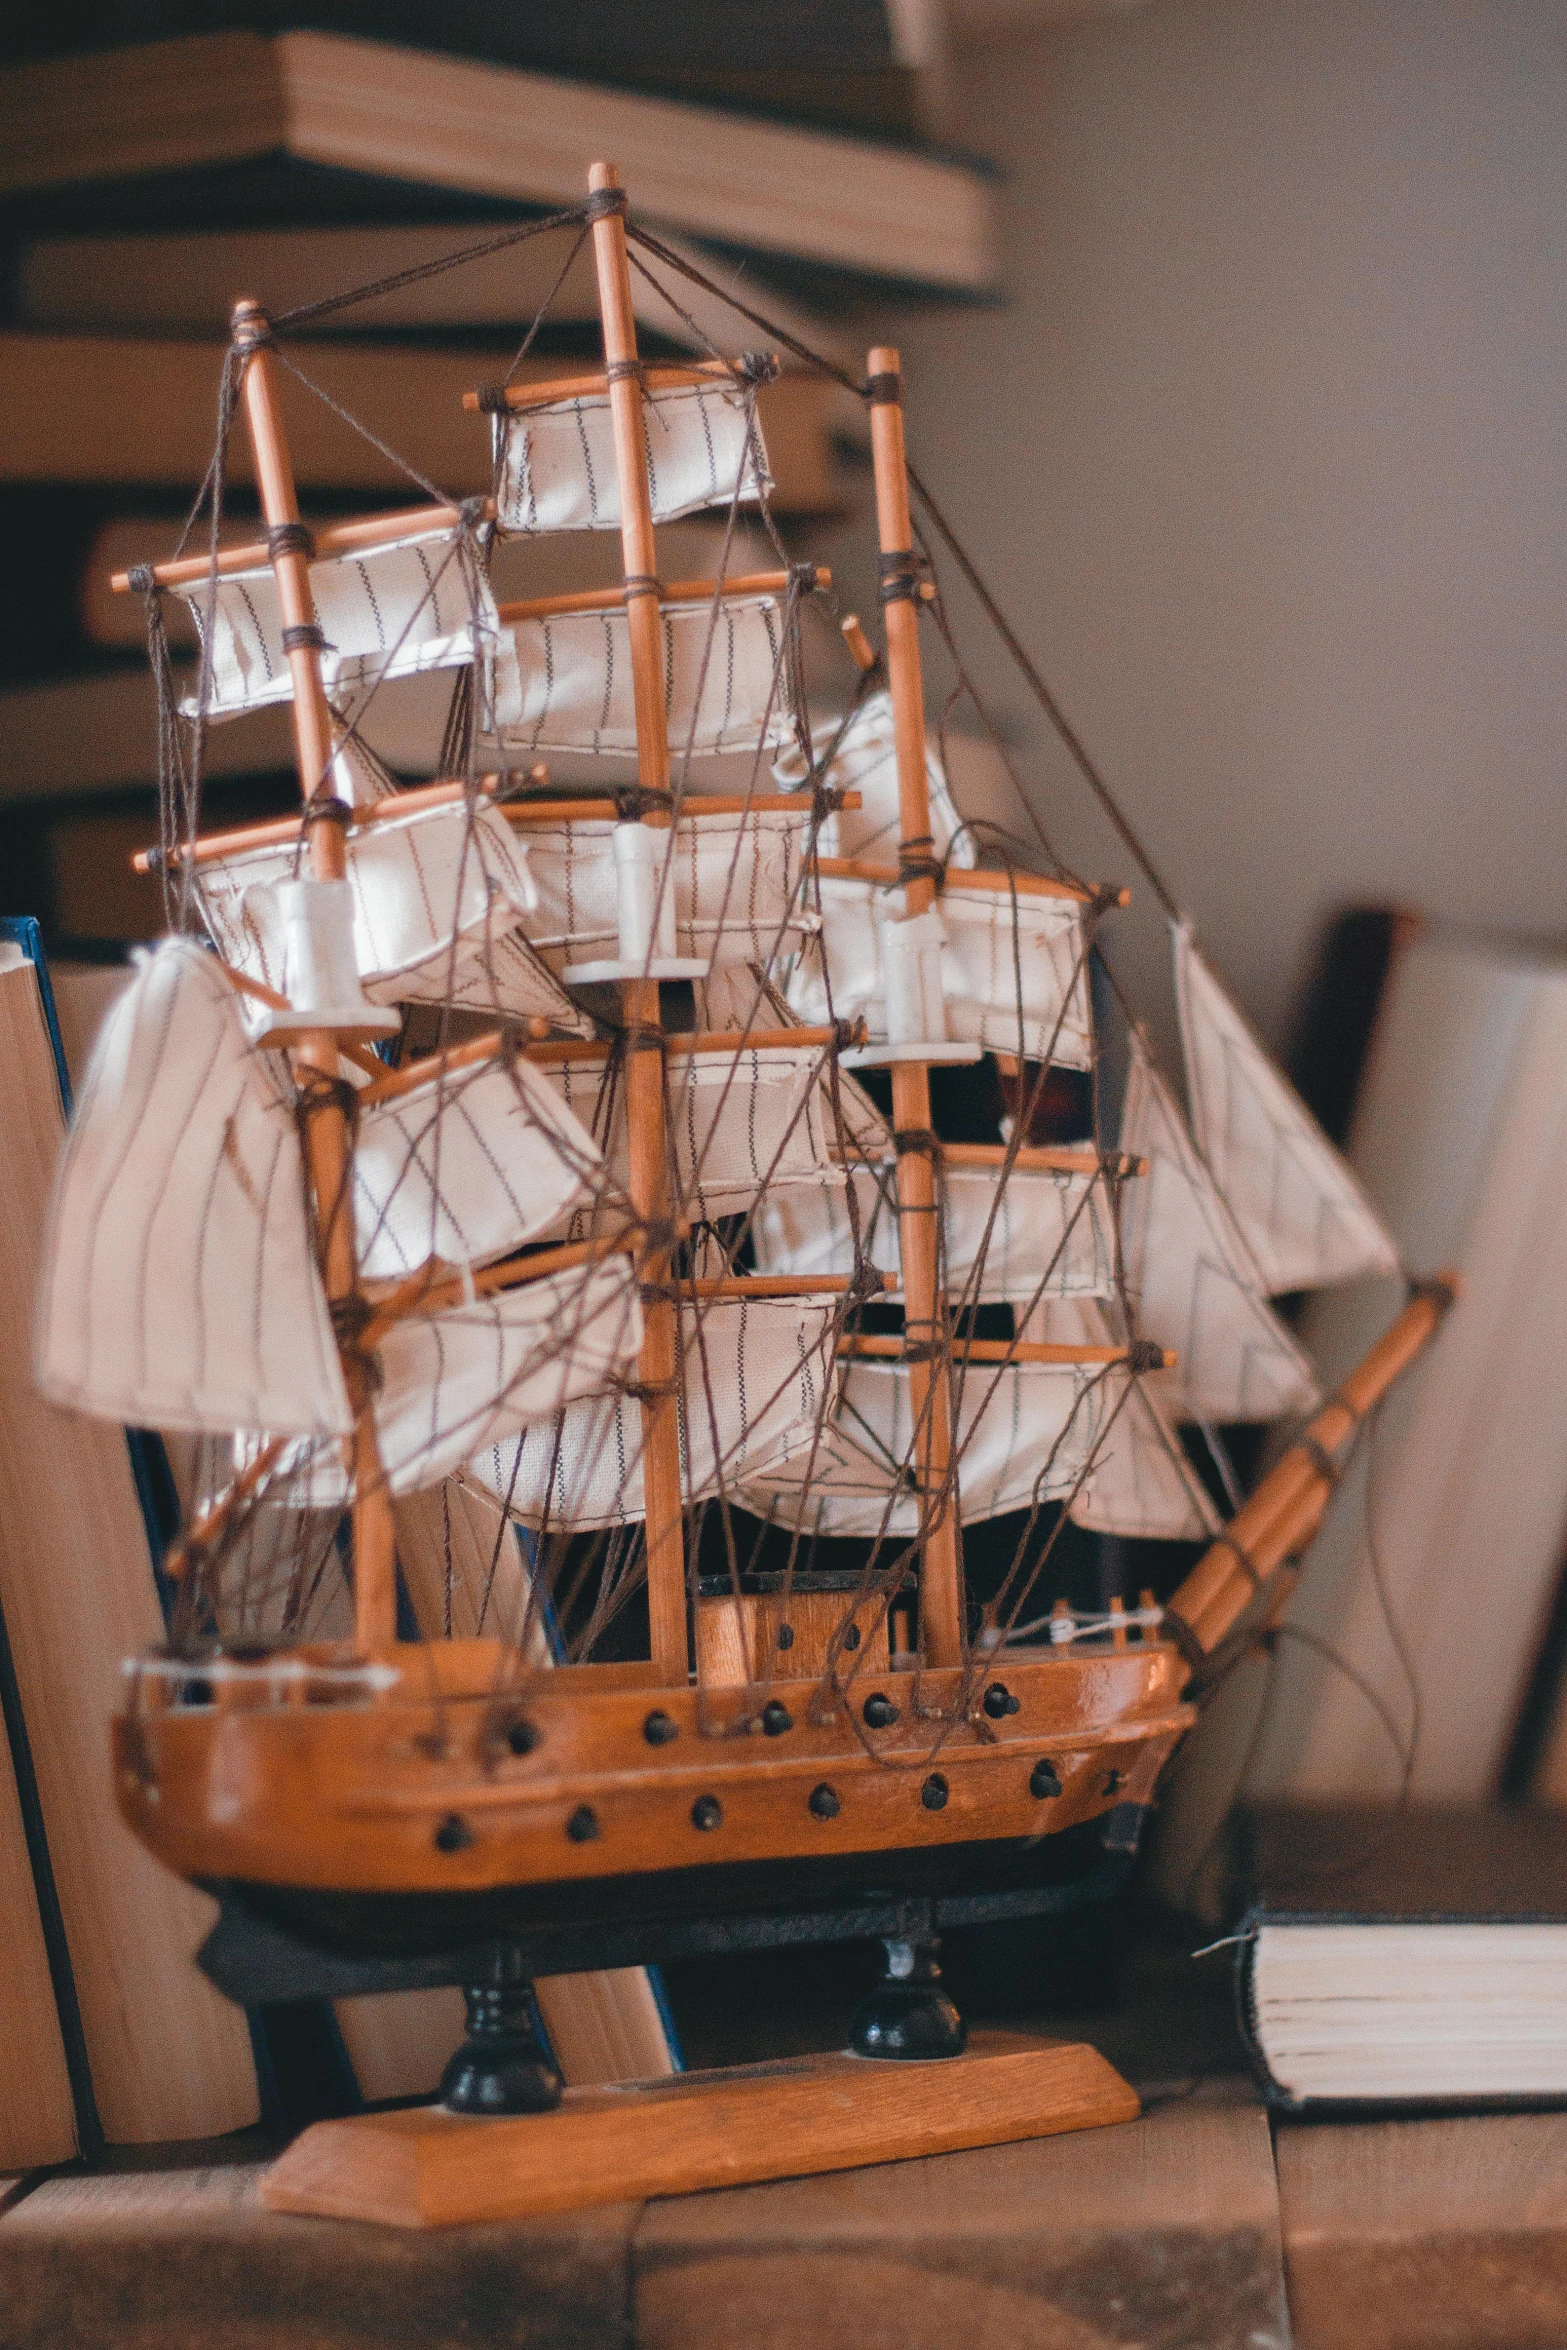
[{"left": 3, "top": 1920, "right": 1563, "bottom": 2349}]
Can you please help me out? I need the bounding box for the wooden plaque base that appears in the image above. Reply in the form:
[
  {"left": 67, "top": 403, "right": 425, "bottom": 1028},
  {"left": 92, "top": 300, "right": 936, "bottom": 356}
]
[{"left": 260, "top": 2031, "right": 1139, "bottom": 2229}]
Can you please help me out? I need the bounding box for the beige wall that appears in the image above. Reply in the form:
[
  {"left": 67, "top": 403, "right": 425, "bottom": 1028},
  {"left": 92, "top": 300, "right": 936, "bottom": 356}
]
[{"left": 883, "top": 0, "right": 1567, "bottom": 1051}]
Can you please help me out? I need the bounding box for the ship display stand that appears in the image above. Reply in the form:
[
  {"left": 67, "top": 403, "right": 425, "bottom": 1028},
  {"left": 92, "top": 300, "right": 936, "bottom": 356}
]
[{"left": 39, "top": 161, "right": 1457, "bottom": 2228}]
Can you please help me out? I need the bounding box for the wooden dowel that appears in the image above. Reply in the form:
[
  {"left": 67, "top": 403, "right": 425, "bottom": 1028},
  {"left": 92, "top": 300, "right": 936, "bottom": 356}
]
[
  {"left": 496, "top": 567, "right": 827, "bottom": 626},
  {"left": 810, "top": 855, "right": 1111, "bottom": 907},
  {"left": 162, "top": 1437, "right": 287, "bottom": 1581},
  {"left": 503, "top": 790, "right": 858, "bottom": 826},
  {"left": 841, "top": 613, "right": 878, "bottom": 673},
  {"left": 839, "top": 1336, "right": 1168, "bottom": 1367},
  {"left": 829, "top": 1141, "right": 1143, "bottom": 1177},
  {"left": 134, "top": 780, "right": 844, "bottom": 875},
  {"left": 1168, "top": 1278, "right": 1459, "bottom": 1659},
  {"left": 588, "top": 160, "right": 690, "bottom": 1685},
  {"left": 936, "top": 1142, "right": 1145, "bottom": 1178},
  {"left": 362, "top": 1235, "right": 633, "bottom": 1345},
  {"left": 677, "top": 1274, "right": 887, "bottom": 1299},
  {"left": 358, "top": 1029, "right": 510, "bottom": 1106},
  {"left": 230, "top": 296, "right": 397, "bottom": 1655},
  {"left": 866, "top": 343, "right": 964, "bottom": 1670},
  {"left": 110, "top": 499, "right": 494, "bottom": 595},
  {"left": 463, "top": 357, "right": 748, "bottom": 413}
]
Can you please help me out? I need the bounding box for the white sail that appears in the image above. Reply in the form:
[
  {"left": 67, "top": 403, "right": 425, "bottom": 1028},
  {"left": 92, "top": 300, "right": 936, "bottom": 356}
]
[
  {"left": 534, "top": 1041, "right": 840, "bottom": 1227},
  {"left": 1174, "top": 923, "right": 1400, "bottom": 1294},
  {"left": 36, "top": 939, "right": 351, "bottom": 1439},
  {"left": 744, "top": 1350, "right": 1107, "bottom": 1537},
  {"left": 198, "top": 799, "right": 588, "bottom": 1032},
  {"left": 464, "top": 1291, "right": 838, "bottom": 1530},
  {"left": 1030, "top": 1300, "right": 1223, "bottom": 1543},
  {"left": 494, "top": 377, "right": 771, "bottom": 535},
  {"left": 492, "top": 594, "right": 794, "bottom": 759},
  {"left": 1120, "top": 1034, "right": 1319, "bottom": 1423},
  {"left": 177, "top": 521, "right": 495, "bottom": 720},
  {"left": 260, "top": 1254, "right": 644, "bottom": 1504},
  {"left": 519, "top": 806, "right": 813, "bottom": 975},
  {"left": 775, "top": 688, "right": 975, "bottom": 869},
  {"left": 753, "top": 1157, "right": 1117, "bottom": 1302},
  {"left": 788, "top": 877, "right": 1093, "bottom": 1068},
  {"left": 355, "top": 1053, "right": 612, "bottom": 1282}
]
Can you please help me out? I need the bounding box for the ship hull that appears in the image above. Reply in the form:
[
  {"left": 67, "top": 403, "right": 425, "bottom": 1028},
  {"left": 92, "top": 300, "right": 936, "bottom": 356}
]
[{"left": 114, "top": 1638, "right": 1194, "bottom": 1915}]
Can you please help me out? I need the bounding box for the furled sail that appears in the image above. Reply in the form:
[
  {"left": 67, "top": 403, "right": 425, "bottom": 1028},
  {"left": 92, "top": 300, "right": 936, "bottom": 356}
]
[
  {"left": 752, "top": 1156, "right": 1118, "bottom": 1303},
  {"left": 464, "top": 1290, "right": 839, "bottom": 1529},
  {"left": 787, "top": 877, "right": 1093, "bottom": 1068},
  {"left": 519, "top": 806, "right": 813, "bottom": 976},
  {"left": 492, "top": 594, "right": 794, "bottom": 760},
  {"left": 1030, "top": 1300, "right": 1223, "bottom": 1544},
  {"left": 36, "top": 939, "right": 351, "bottom": 1438},
  {"left": 744, "top": 1349, "right": 1108, "bottom": 1537},
  {"left": 776, "top": 689, "right": 975, "bottom": 870},
  {"left": 197, "top": 798, "right": 588, "bottom": 1031},
  {"left": 1119, "top": 1034, "right": 1319, "bottom": 1423},
  {"left": 494, "top": 377, "right": 771, "bottom": 535},
  {"left": 533, "top": 1041, "right": 840, "bottom": 1227},
  {"left": 177, "top": 520, "right": 496, "bottom": 720},
  {"left": 354, "top": 1052, "right": 612, "bottom": 1282},
  {"left": 257, "top": 1254, "right": 644, "bottom": 1503},
  {"left": 1173, "top": 923, "right": 1400, "bottom": 1295}
]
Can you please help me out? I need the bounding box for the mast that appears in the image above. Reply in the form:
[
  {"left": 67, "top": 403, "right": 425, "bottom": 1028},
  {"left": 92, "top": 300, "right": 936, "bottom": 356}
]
[
  {"left": 865, "top": 347, "right": 964, "bottom": 1667},
  {"left": 585, "top": 164, "right": 689, "bottom": 1680},
  {"left": 229, "top": 299, "right": 398, "bottom": 1653}
]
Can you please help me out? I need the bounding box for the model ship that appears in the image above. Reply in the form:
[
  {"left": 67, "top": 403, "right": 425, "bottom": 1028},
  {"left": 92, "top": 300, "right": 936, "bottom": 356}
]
[{"left": 34, "top": 163, "right": 1450, "bottom": 2213}]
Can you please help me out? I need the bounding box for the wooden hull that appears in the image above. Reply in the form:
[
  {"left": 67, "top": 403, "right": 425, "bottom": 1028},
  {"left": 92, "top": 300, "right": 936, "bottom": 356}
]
[{"left": 114, "top": 1638, "right": 1193, "bottom": 1902}]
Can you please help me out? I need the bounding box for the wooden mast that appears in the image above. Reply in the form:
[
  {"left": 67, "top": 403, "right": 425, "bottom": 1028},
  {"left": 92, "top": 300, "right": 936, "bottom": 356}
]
[
  {"left": 865, "top": 347, "right": 964, "bottom": 1669},
  {"left": 585, "top": 165, "right": 689, "bottom": 1682},
  {"left": 229, "top": 300, "right": 398, "bottom": 1654}
]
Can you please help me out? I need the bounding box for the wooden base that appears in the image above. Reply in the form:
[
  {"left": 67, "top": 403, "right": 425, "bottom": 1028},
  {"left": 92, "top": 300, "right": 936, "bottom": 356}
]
[{"left": 259, "top": 2030, "right": 1139, "bottom": 2229}]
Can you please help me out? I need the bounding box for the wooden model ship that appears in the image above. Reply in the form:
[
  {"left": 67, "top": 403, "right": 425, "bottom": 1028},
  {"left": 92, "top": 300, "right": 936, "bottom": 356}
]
[{"left": 35, "top": 165, "right": 1451, "bottom": 2219}]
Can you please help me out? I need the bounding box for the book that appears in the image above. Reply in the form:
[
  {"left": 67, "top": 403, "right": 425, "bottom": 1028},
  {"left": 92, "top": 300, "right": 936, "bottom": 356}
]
[
  {"left": 1237, "top": 1804, "right": 1567, "bottom": 2109},
  {"left": 0, "top": 1580, "right": 80, "bottom": 2170},
  {"left": 0, "top": 920, "right": 258, "bottom": 2144},
  {"left": 12, "top": 220, "right": 856, "bottom": 374},
  {"left": 0, "top": 335, "right": 856, "bottom": 515},
  {"left": 0, "top": 31, "right": 996, "bottom": 290},
  {"left": 0, "top": 2, "right": 948, "bottom": 144},
  {"left": 1155, "top": 920, "right": 1567, "bottom": 1905}
]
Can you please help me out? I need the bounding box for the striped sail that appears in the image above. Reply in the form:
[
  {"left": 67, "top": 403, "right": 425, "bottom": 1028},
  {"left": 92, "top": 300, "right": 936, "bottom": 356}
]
[
  {"left": 1033, "top": 1300, "right": 1224, "bottom": 1544},
  {"left": 1120, "top": 1034, "right": 1319, "bottom": 1424},
  {"left": 177, "top": 520, "right": 496, "bottom": 720},
  {"left": 494, "top": 377, "right": 771, "bottom": 535},
  {"left": 35, "top": 939, "right": 351, "bottom": 1439},
  {"left": 354, "top": 1053, "right": 612, "bottom": 1282},
  {"left": 752, "top": 1158, "right": 1118, "bottom": 1303},
  {"left": 787, "top": 877, "right": 1093, "bottom": 1068},
  {"left": 776, "top": 687, "right": 975, "bottom": 870},
  {"left": 491, "top": 594, "right": 794, "bottom": 759},
  {"left": 533, "top": 1041, "right": 840, "bottom": 1228},
  {"left": 198, "top": 799, "right": 588, "bottom": 1031},
  {"left": 256, "top": 1254, "right": 645, "bottom": 1503},
  {"left": 519, "top": 805, "right": 813, "bottom": 974},
  {"left": 1174, "top": 922, "right": 1400, "bottom": 1294},
  {"left": 463, "top": 1290, "right": 839, "bottom": 1530},
  {"left": 743, "top": 1352, "right": 1108, "bottom": 1537}
]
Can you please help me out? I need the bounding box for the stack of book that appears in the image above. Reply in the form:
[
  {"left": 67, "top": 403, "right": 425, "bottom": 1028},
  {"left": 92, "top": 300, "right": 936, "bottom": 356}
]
[{"left": 0, "top": 19, "right": 997, "bottom": 955}]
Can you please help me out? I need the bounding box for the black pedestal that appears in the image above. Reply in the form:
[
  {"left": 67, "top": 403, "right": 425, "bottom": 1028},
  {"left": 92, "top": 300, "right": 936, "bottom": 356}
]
[
  {"left": 849, "top": 1935, "right": 967, "bottom": 2060},
  {"left": 440, "top": 1949, "right": 563, "bottom": 2115}
]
